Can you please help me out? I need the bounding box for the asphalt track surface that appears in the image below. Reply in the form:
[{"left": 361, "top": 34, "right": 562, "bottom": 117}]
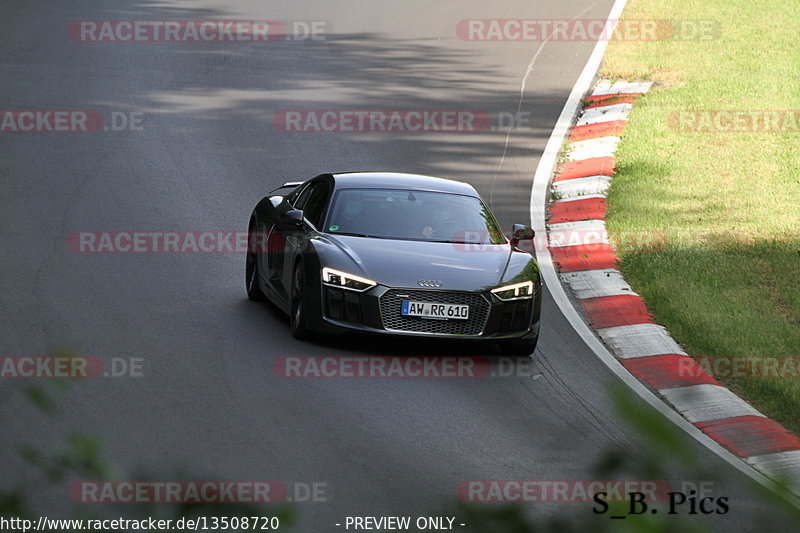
[{"left": 1, "top": 1, "right": 797, "bottom": 531}]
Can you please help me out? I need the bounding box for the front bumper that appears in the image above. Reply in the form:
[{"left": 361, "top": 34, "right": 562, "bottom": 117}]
[{"left": 318, "top": 283, "right": 542, "bottom": 340}]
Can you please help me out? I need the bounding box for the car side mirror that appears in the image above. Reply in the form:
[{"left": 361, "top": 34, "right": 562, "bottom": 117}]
[
  {"left": 510, "top": 224, "right": 535, "bottom": 246},
  {"left": 280, "top": 209, "right": 304, "bottom": 227}
]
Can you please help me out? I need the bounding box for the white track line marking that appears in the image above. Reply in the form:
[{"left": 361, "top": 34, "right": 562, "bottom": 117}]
[
  {"left": 660, "top": 384, "right": 765, "bottom": 423},
  {"left": 561, "top": 269, "right": 635, "bottom": 299},
  {"left": 746, "top": 451, "right": 800, "bottom": 492},
  {"left": 566, "top": 136, "right": 621, "bottom": 160},
  {"left": 552, "top": 175, "right": 612, "bottom": 198},
  {"left": 490, "top": 3, "right": 597, "bottom": 207},
  {"left": 548, "top": 220, "right": 609, "bottom": 247},
  {"left": 576, "top": 104, "right": 632, "bottom": 125},
  {"left": 551, "top": 193, "right": 607, "bottom": 203},
  {"left": 593, "top": 80, "right": 654, "bottom": 95},
  {"left": 597, "top": 323, "right": 688, "bottom": 358}
]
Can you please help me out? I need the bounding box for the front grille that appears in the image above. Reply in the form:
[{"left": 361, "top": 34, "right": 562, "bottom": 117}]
[{"left": 379, "top": 289, "right": 490, "bottom": 335}]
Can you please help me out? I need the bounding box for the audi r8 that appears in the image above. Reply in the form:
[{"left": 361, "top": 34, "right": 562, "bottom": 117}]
[{"left": 245, "top": 172, "right": 541, "bottom": 354}]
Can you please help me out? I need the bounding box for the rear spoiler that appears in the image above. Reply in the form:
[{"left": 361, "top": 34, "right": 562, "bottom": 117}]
[{"left": 268, "top": 181, "right": 305, "bottom": 194}]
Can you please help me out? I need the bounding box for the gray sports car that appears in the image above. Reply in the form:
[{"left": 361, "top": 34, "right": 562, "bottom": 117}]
[{"left": 245, "top": 172, "right": 541, "bottom": 354}]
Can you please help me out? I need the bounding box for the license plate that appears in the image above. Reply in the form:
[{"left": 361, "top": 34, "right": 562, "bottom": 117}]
[{"left": 401, "top": 301, "right": 469, "bottom": 320}]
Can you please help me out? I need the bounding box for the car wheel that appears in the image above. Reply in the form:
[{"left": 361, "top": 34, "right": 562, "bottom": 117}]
[
  {"left": 499, "top": 335, "right": 538, "bottom": 356},
  {"left": 290, "top": 262, "right": 311, "bottom": 339},
  {"left": 245, "top": 228, "right": 266, "bottom": 301}
]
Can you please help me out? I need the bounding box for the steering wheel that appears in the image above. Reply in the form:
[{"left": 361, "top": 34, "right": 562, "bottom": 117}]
[{"left": 428, "top": 220, "right": 461, "bottom": 240}]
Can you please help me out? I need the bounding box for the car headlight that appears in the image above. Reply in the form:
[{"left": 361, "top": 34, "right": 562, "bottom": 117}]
[
  {"left": 321, "top": 267, "right": 377, "bottom": 292},
  {"left": 491, "top": 280, "right": 534, "bottom": 301}
]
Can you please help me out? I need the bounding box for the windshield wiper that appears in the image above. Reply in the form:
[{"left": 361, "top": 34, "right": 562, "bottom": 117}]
[
  {"left": 426, "top": 239, "right": 474, "bottom": 244},
  {"left": 329, "top": 232, "right": 392, "bottom": 239},
  {"left": 329, "top": 231, "right": 370, "bottom": 237}
]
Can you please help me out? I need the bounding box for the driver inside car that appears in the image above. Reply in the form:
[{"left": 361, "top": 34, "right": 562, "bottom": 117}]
[
  {"left": 422, "top": 207, "right": 452, "bottom": 239},
  {"left": 333, "top": 199, "right": 364, "bottom": 232}
]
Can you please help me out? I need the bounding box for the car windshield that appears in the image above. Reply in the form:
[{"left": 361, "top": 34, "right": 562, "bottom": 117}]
[{"left": 324, "top": 188, "right": 506, "bottom": 244}]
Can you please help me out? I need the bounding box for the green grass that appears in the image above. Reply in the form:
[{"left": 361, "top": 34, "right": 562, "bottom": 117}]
[{"left": 601, "top": 0, "right": 800, "bottom": 431}]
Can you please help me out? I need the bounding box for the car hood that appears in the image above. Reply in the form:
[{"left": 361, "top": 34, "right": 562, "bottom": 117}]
[{"left": 315, "top": 234, "right": 537, "bottom": 291}]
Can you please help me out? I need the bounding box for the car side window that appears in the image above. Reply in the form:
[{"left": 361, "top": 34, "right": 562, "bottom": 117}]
[
  {"left": 303, "top": 182, "right": 332, "bottom": 228},
  {"left": 292, "top": 184, "right": 314, "bottom": 210}
]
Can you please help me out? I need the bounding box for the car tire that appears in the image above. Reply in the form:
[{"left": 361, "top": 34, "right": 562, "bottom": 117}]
[
  {"left": 499, "top": 335, "right": 538, "bottom": 356},
  {"left": 290, "top": 262, "right": 311, "bottom": 340},
  {"left": 245, "top": 227, "right": 267, "bottom": 301}
]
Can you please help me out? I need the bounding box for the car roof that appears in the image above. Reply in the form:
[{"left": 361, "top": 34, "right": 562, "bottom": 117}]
[{"left": 327, "top": 172, "right": 479, "bottom": 197}]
